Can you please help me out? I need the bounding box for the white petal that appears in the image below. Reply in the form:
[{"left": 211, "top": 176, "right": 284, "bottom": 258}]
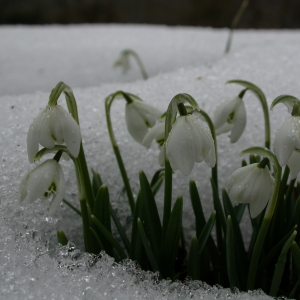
[
  {"left": 27, "top": 115, "right": 41, "bottom": 163},
  {"left": 38, "top": 107, "right": 55, "bottom": 149},
  {"left": 166, "top": 116, "right": 195, "bottom": 176},
  {"left": 158, "top": 145, "right": 165, "bottom": 167},
  {"left": 142, "top": 121, "right": 165, "bottom": 148},
  {"left": 19, "top": 174, "right": 29, "bottom": 202},
  {"left": 287, "top": 151, "right": 300, "bottom": 179},
  {"left": 231, "top": 100, "right": 246, "bottom": 143},
  {"left": 49, "top": 163, "right": 65, "bottom": 216},
  {"left": 50, "top": 106, "right": 64, "bottom": 143},
  {"left": 213, "top": 97, "right": 239, "bottom": 130},
  {"left": 215, "top": 122, "right": 233, "bottom": 135},
  {"left": 273, "top": 117, "right": 300, "bottom": 166},
  {"left": 204, "top": 138, "right": 216, "bottom": 167},
  {"left": 126, "top": 103, "right": 149, "bottom": 143},
  {"left": 249, "top": 168, "right": 274, "bottom": 218},
  {"left": 56, "top": 105, "right": 81, "bottom": 158},
  {"left": 132, "top": 101, "right": 161, "bottom": 127},
  {"left": 26, "top": 160, "right": 57, "bottom": 203}
]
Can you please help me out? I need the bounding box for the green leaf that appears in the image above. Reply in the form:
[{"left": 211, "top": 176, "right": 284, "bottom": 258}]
[
  {"left": 189, "top": 180, "right": 206, "bottom": 236},
  {"left": 160, "top": 196, "right": 183, "bottom": 279},
  {"left": 210, "top": 178, "right": 226, "bottom": 239},
  {"left": 222, "top": 189, "right": 247, "bottom": 289},
  {"left": 291, "top": 241, "right": 300, "bottom": 277},
  {"left": 94, "top": 185, "right": 113, "bottom": 256},
  {"left": 150, "top": 168, "right": 165, "bottom": 187},
  {"left": 89, "top": 227, "right": 104, "bottom": 250},
  {"left": 137, "top": 218, "right": 160, "bottom": 272},
  {"left": 91, "top": 169, "right": 103, "bottom": 197},
  {"left": 187, "top": 237, "right": 201, "bottom": 280},
  {"left": 130, "top": 193, "right": 148, "bottom": 269},
  {"left": 139, "top": 171, "right": 162, "bottom": 262},
  {"left": 226, "top": 216, "right": 240, "bottom": 289},
  {"left": 91, "top": 215, "right": 127, "bottom": 260},
  {"left": 189, "top": 181, "right": 219, "bottom": 276},
  {"left": 63, "top": 199, "right": 81, "bottom": 216},
  {"left": 110, "top": 205, "right": 131, "bottom": 254},
  {"left": 198, "top": 211, "right": 216, "bottom": 255},
  {"left": 57, "top": 230, "right": 68, "bottom": 246},
  {"left": 269, "top": 230, "right": 297, "bottom": 297},
  {"left": 233, "top": 203, "right": 247, "bottom": 224}
]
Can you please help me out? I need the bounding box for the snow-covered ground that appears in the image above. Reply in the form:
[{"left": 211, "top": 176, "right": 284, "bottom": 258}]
[{"left": 1, "top": 24, "right": 299, "bottom": 299}]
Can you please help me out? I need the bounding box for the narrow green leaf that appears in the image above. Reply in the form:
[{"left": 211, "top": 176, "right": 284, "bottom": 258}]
[
  {"left": 189, "top": 180, "right": 206, "bottom": 236},
  {"left": 198, "top": 211, "right": 216, "bottom": 254},
  {"left": 151, "top": 176, "right": 164, "bottom": 196},
  {"left": 160, "top": 196, "right": 183, "bottom": 279},
  {"left": 91, "top": 168, "right": 103, "bottom": 197},
  {"left": 57, "top": 230, "right": 68, "bottom": 246},
  {"left": 139, "top": 171, "right": 162, "bottom": 262},
  {"left": 110, "top": 205, "right": 131, "bottom": 254},
  {"left": 226, "top": 216, "right": 240, "bottom": 289},
  {"left": 130, "top": 193, "right": 148, "bottom": 269},
  {"left": 89, "top": 227, "right": 104, "bottom": 250},
  {"left": 63, "top": 199, "right": 81, "bottom": 216},
  {"left": 269, "top": 230, "right": 297, "bottom": 296},
  {"left": 258, "top": 225, "right": 297, "bottom": 274},
  {"left": 94, "top": 185, "right": 113, "bottom": 256},
  {"left": 222, "top": 189, "right": 247, "bottom": 289},
  {"left": 233, "top": 203, "right": 247, "bottom": 224},
  {"left": 187, "top": 237, "right": 201, "bottom": 280},
  {"left": 210, "top": 178, "right": 226, "bottom": 234},
  {"left": 91, "top": 215, "right": 127, "bottom": 260},
  {"left": 150, "top": 168, "right": 165, "bottom": 187},
  {"left": 137, "top": 218, "right": 159, "bottom": 272},
  {"left": 291, "top": 241, "right": 300, "bottom": 277}
]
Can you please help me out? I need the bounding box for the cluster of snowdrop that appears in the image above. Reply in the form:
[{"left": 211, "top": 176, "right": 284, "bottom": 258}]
[{"left": 18, "top": 80, "right": 300, "bottom": 297}]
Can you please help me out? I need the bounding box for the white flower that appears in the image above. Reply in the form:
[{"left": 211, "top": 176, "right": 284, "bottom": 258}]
[
  {"left": 228, "top": 163, "right": 275, "bottom": 218},
  {"left": 166, "top": 114, "right": 216, "bottom": 176},
  {"left": 142, "top": 121, "right": 166, "bottom": 166},
  {"left": 273, "top": 116, "right": 300, "bottom": 172},
  {"left": 213, "top": 96, "right": 246, "bottom": 143},
  {"left": 125, "top": 101, "right": 161, "bottom": 144},
  {"left": 27, "top": 105, "right": 81, "bottom": 163},
  {"left": 19, "top": 159, "right": 65, "bottom": 216}
]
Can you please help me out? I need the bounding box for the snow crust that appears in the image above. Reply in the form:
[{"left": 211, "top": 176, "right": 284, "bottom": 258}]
[{"left": 1, "top": 24, "right": 299, "bottom": 299}]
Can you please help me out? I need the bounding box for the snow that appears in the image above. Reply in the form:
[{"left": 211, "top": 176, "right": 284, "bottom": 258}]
[{"left": 1, "top": 24, "right": 299, "bottom": 299}]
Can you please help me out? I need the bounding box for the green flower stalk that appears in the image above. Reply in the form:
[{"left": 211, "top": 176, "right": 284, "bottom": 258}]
[
  {"left": 114, "top": 49, "right": 148, "bottom": 80},
  {"left": 105, "top": 90, "right": 161, "bottom": 214},
  {"left": 226, "top": 80, "right": 271, "bottom": 149},
  {"left": 237, "top": 147, "right": 282, "bottom": 290}
]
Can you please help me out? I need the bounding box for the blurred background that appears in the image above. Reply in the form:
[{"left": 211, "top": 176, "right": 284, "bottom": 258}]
[{"left": 1, "top": 0, "right": 300, "bottom": 28}]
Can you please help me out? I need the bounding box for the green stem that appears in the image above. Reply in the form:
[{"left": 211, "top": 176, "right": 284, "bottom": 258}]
[
  {"left": 105, "top": 91, "right": 135, "bottom": 214},
  {"left": 162, "top": 93, "right": 200, "bottom": 241},
  {"left": 80, "top": 198, "right": 95, "bottom": 253},
  {"left": 225, "top": 0, "right": 249, "bottom": 54},
  {"left": 247, "top": 161, "right": 282, "bottom": 290},
  {"left": 198, "top": 109, "right": 218, "bottom": 190},
  {"left": 128, "top": 50, "right": 148, "bottom": 80},
  {"left": 227, "top": 80, "right": 271, "bottom": 149}
]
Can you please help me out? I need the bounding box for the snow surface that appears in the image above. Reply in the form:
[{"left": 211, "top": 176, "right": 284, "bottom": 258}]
[{"left": 1, "top": 24, "right": 300, "bottom": 299}]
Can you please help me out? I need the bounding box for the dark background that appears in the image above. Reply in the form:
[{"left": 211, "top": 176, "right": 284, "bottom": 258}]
[{"left": 1, "top": 0, "right": 300, "bottom": 28}]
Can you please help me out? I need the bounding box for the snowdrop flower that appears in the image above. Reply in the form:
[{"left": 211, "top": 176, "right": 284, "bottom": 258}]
[
  {"left": 273, "top": 116, "right": 300, "bottom": 179},
  {"left": 213, "top": 95, "right": 246, "bottom": 143},
  {"left": 126, "top": 100, "right": 161, "bottom": 144},
  {"left": 27, "top": 104, "right": 81, "bottom": 163},
  {"left": 19, "top": 159, "right": 65, "bottom": 216},
  {"left": 114, "top": 50, "right": 130, "bottom": 74},
  {"left": 142, "top": 121, "right": 165, "bottom": 166},
  {"left": 228, "top": 162, "right": 275, "bottom": 218},
  {"left": 166, "top": 114, "right": 216, "bottom": 176}
]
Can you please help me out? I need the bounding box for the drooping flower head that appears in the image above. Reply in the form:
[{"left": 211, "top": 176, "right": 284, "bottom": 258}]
[
  {"left": 125, "top": 96, "right": 161, "bottom": 144},
  {"left": 213, "top": 95, "right": 246, "bottom": 143},
  {"left": 27, "top": 104, "right": 81, "bottom": 163},
  {"left": 19, "top": 159, "right": 65, "bottom": 216},
  {"left": 228, "top": 159, "right": 275, "bottom": 218},
  {"left": 142, "top": 120, "right": 166, "bottom": 166},
  {"left": 271, "top": 95, "right": 300, "bottom": 179},
  {"left": 165, "top": 102, "right": 216, "bottom": 176}
]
